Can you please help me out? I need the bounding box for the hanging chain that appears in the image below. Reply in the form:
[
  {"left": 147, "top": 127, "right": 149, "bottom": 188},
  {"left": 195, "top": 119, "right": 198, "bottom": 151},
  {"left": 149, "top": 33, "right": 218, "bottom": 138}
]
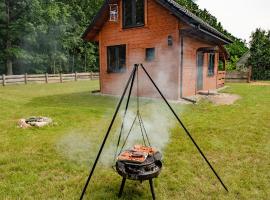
[
  {"left": 119, "top": 115, "right": 137, "bottom": 154},
  {"left": 137, "top": 65, "right": 139, "bottom": 112},
  {"left": 112, "top": 67, "right": 136, "bottom": 164},
  {"left": 136, "top": 66, "right": 146, "bottom": 145},
  {"left": 138, "top": 113, "right": 151, "bottom": 146},
  {"left": 113, "top": 65, "right": 153, "bottom": 168},
  {"left": 136, "top": 65, "right": 151, "bottom": 147}
]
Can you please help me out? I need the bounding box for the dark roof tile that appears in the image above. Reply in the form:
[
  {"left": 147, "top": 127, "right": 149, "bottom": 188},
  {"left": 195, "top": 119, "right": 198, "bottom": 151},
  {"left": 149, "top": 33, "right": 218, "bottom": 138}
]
[{"left": 83, "top": 0, "right": 233, "bottom": 44}]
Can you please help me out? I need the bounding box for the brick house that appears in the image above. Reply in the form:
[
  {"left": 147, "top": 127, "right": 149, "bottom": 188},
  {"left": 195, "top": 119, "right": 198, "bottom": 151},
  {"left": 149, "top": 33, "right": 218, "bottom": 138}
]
[{"left": 82, "top": 0, "right": 232, "bottom": 100}]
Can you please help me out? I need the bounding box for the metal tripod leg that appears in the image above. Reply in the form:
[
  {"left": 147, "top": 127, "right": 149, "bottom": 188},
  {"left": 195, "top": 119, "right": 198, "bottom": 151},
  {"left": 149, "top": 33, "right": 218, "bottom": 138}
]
[
  {"left": 79, "top": 66, "right": 137, "bottom": 200},
  {"left": 118, "top": 177, "right": 126, "bottom": 198},
  {"left": 149, "top": 179, "right": 156, "bottom": 200},
  {"left": 140, "top": 63, "right": 228, "bottom": 192}
]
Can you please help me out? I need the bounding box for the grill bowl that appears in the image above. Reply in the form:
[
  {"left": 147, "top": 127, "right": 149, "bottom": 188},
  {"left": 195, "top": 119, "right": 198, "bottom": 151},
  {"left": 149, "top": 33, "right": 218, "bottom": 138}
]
[{"left": 116, "top": 151, "right": 162, "bottom": 180}]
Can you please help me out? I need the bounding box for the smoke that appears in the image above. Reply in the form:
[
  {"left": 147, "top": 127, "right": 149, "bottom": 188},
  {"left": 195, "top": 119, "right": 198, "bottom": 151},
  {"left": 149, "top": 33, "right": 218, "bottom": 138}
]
[
  {"left": 56, "top": 131, "right": 94, "bottom": 165},
  {"left": 55, "top": 40, "right": 187, "bottom": 167},
  {"left": 55, "top": 97, "right": 182, "bottom": 168},
  {"left": 99, "top": 98, "right": 181, "bottom": 167},
  {"left": 118, "top": 102, "right": 175, "bottom": 152}
]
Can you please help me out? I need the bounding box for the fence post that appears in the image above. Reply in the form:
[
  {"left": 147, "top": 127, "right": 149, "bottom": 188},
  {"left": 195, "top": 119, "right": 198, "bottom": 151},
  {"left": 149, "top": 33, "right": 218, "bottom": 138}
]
[
  {"left": 24, "top": 73, "right": 28, "bottom": 84},
  {"left": 75, "top": 72, "right": 78, "bottom": 81},
  {"left": 248, "top": 66, "right": 252, "bottom": 83},
  {"left": 45, "top": 73, "right": 48, "bottom": 83},
  {"left": 60, "top": 73, "right": 63, "bottom": 83},
  {"left": 2, "top": 74, "right": 5, "bottom": 86},
  {"left": 90, "top": 71, "right": 93, "bottom": 80}
]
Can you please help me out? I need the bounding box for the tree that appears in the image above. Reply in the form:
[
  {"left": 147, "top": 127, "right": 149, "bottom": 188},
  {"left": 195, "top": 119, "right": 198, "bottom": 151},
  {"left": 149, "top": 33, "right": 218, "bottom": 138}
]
[
  {"left": 0, "top": 0, "right": 103, "bottom": 75},
  {"left": 0, "top": 0, "right": 34, "bottom": 74},
  {"left": 249, "top": 28, "right": 270, "bottom": 80}
]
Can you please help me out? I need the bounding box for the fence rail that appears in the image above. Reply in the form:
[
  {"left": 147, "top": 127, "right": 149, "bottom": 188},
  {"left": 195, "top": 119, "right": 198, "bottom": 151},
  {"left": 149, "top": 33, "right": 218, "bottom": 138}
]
[
  {"left": 225, "top": 70, "right": 251, "bottom": 83},
  {"left": 0, "top": 72, "right": 99, "bottom": 86},
  {"left": 217, "top": 71, "right": 225, "bottom": 88}
]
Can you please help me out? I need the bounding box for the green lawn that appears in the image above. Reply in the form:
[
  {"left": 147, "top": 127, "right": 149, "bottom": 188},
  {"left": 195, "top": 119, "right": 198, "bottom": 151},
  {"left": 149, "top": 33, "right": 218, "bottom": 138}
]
[{"left": 0, "top": 81, "right": 269, "bottom": 199}]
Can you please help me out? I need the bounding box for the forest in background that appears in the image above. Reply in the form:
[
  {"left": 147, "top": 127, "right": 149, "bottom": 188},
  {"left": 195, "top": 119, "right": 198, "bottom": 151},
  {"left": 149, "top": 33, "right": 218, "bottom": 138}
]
[{"left": 0, "top": 0, "right": 248, "bottom": 75}]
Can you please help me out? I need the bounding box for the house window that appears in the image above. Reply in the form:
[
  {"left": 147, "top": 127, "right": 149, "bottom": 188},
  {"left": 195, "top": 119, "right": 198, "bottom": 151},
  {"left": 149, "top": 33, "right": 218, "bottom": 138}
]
[
  {"left": 107, "top": 45, "right": 126, "bottom": 73},
  {"left": 123, "top": 0, "right": 145, "bottom": 28},
  {"left": 208, "top": 53, "right": 215, "bottom": 76},
  {"left": 146, "top": 48, "right": 155, "bottom": 61}
]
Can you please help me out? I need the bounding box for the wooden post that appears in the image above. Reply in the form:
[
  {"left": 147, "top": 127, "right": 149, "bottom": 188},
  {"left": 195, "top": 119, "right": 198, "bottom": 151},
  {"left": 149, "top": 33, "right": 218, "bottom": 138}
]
[
  {"left": 45, "top": 73, "right": 48, "bottom": 83},
  {"left": 248, "top": 66, "right": 252, "bottom": 83},
  {"left": 60, "top": 73, "right": 63, "bottom": 83},
  {"left": 75, "top": 72, "right": 78, "bottom": 81},
  {"left": 90, "top": 71, "right": 93, "bottom": 80},
  {"left": 24, "top": 73, "right": 28, "bottom": 84},
  {"left": 2, "top": 74, "right": 5, "bottom": 86}
]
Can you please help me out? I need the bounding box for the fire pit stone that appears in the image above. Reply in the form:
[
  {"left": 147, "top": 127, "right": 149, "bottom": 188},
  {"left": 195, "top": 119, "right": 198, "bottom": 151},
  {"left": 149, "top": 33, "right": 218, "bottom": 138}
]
[{"left": 18, "top": 116, "right": 53, "bottom": 128}]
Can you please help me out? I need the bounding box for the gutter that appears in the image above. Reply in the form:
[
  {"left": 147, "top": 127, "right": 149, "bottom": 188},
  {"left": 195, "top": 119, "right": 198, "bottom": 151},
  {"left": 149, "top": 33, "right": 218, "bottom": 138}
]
[{"left": 197, "top": 25, "right": 232, "bottom": 44}]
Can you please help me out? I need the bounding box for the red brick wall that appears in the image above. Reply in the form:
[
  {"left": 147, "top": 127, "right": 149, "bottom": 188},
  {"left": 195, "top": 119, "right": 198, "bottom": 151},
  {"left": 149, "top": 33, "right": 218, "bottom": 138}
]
[
  {"left": 97, "top": 0, "right": 180, "bottom": 100},
  {"left": 181, "top": 36, "right": 218, "bottom": 97},
  {"left": 93, "top": 0, "right": 219, "bottom": 99}
]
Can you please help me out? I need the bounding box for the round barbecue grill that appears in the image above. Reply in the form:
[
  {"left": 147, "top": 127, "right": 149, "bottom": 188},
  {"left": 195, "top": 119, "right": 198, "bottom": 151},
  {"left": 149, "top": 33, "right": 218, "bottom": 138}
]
[
  {"left": 115, "top": 146, "right": 162, "bottom": 200},
  {"left": 116, "top": 150, "right": 162, "bottom": 180}
]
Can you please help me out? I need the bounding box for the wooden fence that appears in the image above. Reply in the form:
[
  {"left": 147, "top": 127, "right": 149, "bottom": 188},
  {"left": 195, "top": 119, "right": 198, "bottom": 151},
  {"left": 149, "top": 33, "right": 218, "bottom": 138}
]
[
  {"left": 217, "top": 71, "right": 225, "bottom": 88},
  {"left": 225, "top": 70, "right": 251, "bottom": 83},
  {"left": 0, "top": 72, "right": 99, "bottom": 86}
]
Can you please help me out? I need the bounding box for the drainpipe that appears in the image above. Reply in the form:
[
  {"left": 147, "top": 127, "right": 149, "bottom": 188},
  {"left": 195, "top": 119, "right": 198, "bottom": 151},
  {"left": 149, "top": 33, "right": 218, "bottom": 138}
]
[{"left": 180, "top": 31, "right": 184, "bottom": 98}]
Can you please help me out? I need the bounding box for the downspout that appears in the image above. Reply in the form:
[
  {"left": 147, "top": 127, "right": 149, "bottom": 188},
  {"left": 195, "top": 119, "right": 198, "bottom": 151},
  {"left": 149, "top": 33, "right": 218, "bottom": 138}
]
[
  {"left": 98, "top": 34, "right": 102, "bottom": 93},
  {"left": 180, "top": 30, "right": 184, "bottom": 98}
]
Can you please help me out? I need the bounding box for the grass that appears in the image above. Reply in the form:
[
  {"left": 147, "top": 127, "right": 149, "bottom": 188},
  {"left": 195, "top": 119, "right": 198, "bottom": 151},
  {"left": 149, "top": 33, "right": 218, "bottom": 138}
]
[{"left": 0, "top": 81, "right": 269, "bottom": 199}]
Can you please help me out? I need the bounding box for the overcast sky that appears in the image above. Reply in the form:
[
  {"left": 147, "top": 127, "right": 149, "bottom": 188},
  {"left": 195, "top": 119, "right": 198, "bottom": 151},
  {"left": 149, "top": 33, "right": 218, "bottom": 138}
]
[{"left": 196, "top": 0, "right": 270, "bottom": 43}]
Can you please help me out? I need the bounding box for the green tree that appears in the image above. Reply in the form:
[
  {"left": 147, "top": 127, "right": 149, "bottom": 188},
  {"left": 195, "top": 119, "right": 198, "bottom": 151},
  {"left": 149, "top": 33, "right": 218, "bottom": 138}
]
[
  {"left": 59, "top": 0, "right": 103, "bottom": 72},
  {"left": 0, "top": 0, "right": 33, "bottom": 74},
  {"left": 0, "top": 0, "right": 102, "bottom": 75},
  {"left": 249, "top": 28, "right": 270, "bottom": 80}
]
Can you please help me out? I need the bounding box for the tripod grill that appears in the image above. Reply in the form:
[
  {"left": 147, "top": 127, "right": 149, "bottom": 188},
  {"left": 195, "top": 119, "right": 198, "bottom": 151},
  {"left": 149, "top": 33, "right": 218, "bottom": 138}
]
[{"left": 79, "top": 64, "right": 228, "bottom": 200}]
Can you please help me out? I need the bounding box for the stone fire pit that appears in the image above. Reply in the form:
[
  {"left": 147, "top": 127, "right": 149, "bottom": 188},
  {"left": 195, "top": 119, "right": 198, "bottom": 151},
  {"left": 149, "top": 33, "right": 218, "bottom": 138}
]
[{"left": 18, "top": 117, "right": 53, "bottom": 128}]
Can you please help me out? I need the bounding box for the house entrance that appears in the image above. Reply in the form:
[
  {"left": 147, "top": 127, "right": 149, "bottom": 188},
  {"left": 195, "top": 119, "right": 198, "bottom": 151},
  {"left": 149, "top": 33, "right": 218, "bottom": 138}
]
[{"left": 197, "top": 52, "right": 204, "bottom": 91}]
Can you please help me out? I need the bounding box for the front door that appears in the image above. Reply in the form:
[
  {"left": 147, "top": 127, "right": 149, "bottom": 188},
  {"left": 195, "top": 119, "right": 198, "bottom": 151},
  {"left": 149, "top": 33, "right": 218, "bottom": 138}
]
[{"left": 197, "top": 52, "right": 204, "bottom": 91}]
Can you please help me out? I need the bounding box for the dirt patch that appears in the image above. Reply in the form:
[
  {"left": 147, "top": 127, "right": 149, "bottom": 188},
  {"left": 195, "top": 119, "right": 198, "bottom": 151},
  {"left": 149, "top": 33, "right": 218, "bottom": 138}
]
[
  {"left": 206, "top": 93, "right": 241, "bottom": 105},
  {"left": 249, "top": 82, "right": 270, "bottom": 86}
]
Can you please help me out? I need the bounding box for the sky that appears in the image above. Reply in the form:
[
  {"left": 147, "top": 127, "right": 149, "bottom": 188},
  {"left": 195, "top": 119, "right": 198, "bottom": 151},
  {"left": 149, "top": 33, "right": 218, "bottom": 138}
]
[{"left": 196, "top": 0, "right": 270, "bottom": 43}]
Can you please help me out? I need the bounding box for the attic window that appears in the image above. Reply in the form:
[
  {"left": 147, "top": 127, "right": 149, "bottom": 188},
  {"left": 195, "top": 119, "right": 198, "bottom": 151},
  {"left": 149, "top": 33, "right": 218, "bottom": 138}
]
[
  {"left": 123, "top": 0, "right": 145, "bottom": 28},
  {"left": 109, "top": 4, "right": 118, "bottom": 22}
]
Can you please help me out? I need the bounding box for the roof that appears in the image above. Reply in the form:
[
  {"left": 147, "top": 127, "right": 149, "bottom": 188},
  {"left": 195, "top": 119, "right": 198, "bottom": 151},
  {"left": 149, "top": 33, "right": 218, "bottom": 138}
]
[
  {"left": 236, "top": 51, "right": 250, "bottom": 67},
  {"left": 218, "top": 45, "right": 230, "bottom": 60},
  {"left": 82, "top": 0, "right": 233, "bottom": 45}
]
